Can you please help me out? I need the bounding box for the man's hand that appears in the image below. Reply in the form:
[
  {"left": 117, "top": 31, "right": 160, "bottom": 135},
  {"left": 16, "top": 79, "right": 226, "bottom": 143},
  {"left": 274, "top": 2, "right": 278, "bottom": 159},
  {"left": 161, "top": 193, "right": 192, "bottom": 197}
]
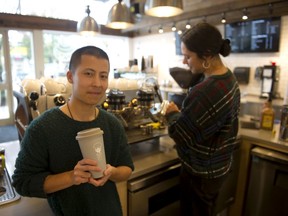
[
  {"left": 88, "top": 164, "right": 113, "bottom": 186},
  {"left": 72, "top": 158, "right": 102, "bottom": 185}
]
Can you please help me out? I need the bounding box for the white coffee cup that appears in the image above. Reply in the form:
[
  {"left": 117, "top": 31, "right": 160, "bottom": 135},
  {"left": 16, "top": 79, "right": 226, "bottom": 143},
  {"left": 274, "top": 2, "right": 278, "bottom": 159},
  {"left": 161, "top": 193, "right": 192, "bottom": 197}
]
[{"left": 76, "top": 128, "right": 106, "bottom": 178}]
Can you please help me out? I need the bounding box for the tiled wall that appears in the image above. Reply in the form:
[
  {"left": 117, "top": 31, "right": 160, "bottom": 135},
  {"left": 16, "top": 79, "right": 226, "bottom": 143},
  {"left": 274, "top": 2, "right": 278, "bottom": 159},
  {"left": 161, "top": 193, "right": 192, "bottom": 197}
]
[{"left": 131, "top": 15, "right": 288, "bottom": 100}]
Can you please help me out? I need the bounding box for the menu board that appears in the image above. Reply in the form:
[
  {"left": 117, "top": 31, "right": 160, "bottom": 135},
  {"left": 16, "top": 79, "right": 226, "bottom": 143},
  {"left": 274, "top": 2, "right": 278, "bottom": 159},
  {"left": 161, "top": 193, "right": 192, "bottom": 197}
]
[{"left": 225, "top": 17, "right": 281, "bottom": 53}]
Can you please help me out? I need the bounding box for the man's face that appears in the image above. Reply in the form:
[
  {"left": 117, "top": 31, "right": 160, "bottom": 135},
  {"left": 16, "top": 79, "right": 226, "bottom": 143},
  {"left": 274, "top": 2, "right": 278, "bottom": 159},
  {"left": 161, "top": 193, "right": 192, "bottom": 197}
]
[{"left": 69, "top": 55, "right": 109, "bottom": 106}]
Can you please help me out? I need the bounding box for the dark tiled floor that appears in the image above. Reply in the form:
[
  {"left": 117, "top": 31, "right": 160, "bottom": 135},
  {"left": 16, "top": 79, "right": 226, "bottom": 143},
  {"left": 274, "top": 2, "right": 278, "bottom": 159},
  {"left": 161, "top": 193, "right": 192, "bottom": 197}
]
[{"left": 0, "top": 125, "right": 18, "bottom": 143}]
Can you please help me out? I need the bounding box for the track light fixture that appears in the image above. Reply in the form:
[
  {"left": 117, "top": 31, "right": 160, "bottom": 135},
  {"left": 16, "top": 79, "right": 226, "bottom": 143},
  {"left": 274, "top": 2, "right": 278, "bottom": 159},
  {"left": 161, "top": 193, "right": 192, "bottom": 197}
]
[
  {"left": 185, "top": 21, "right": 191, "bottom": 29},
  {"left": 148, "top": 27, "right": 152, "bottom": 34},
  {"left": 133, "top": 3, "right": 281, "bottom": 36},
  {"left": 171, "top": 23, "right": 177, "bottom": 31},
  {"left": 221, "top": 12, "right": 226, "bottom": 24},
  {"left": 242, "top": 8, "right": 248, "bottom": 20},
  {"left": 202, "top": 16, "right": 207, "bottom": 23},
  {"left": 269, "top": 3, "right": 273, "bottom": 16}
]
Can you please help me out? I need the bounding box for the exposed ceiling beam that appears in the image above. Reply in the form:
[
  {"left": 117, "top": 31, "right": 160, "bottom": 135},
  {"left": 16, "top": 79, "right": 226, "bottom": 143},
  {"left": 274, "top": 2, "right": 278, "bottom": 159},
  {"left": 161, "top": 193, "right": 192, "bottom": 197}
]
[
  {"left": 0, "top": 13, "right": 132, "bottom": 37},
  {"left": 0, "top": 13, "right": 77, "bottom": 32},
  {"left": 0, "top": 0, "right": 287, "bottom": 37}
]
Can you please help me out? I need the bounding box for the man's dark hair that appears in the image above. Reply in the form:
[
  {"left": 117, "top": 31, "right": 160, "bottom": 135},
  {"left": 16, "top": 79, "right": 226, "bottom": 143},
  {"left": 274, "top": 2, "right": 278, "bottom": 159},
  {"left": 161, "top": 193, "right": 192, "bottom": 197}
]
[{"left": 69, "top": 46, "right": 110, "bottom": 73}]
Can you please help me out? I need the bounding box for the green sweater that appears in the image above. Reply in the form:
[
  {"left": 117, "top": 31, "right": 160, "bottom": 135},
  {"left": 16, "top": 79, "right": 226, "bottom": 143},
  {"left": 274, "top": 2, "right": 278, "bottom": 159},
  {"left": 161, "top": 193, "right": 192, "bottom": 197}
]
[{"left": 12, "top": 107, "right": 134, "bottom": 216}]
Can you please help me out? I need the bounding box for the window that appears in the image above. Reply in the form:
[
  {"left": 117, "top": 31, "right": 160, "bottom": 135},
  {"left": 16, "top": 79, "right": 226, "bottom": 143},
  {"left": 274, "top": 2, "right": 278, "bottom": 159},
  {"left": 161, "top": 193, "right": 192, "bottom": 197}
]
[{"left": 9, "top": 30, "right": 35, "bottom": 84}]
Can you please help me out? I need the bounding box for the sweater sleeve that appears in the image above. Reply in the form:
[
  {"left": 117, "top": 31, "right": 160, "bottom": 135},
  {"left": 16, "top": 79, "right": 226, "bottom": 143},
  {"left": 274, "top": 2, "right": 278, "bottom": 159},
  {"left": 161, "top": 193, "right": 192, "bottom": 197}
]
[
  {"left": 12, "top": 118, "right": 51, "bottom": 198},
  {"left": 167, "top": 88, "right": 227, "bottom": 149}
]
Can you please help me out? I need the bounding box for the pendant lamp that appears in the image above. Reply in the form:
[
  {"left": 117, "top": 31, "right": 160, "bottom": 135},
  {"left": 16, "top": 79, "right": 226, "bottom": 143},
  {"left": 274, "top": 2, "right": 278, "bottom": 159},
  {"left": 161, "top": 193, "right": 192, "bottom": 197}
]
[
  {"left": 106, "top": 0, "right": 133, "bottom": 29},
  {"left": 77, "top": 5, "right": 100, "bottom": 35},
  {"left": 145, "top": 0, "right": 183, "bottom": 17}
]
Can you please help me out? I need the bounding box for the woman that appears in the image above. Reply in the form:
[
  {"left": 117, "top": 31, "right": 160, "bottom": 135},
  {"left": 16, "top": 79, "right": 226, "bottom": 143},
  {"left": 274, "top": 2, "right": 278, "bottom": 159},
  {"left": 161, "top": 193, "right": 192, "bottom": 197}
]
[
  {"left": 12, "top": 46, "right": 134, "bottom": 216},
  {"left": 165, "top": 23, "right": 241, "bottom": 216}
]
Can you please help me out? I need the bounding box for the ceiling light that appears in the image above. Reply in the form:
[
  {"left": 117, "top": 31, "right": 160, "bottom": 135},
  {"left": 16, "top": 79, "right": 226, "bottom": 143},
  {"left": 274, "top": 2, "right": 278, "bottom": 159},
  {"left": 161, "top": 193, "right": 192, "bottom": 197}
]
[
  {"left": 148, "top": 27, "right": 152, "bottom": 34},
  {"left": 242, "top": 8, "right": 248, "bottom": 20},
  {"left": 106, "top": 0, "right": 133, "bottom": 29},
  {"left": 202, "top": 16, "right": 207, "bottom": 22},
  {"left": 158, "top": 26, "right": 164, "bottom": 34},
  {"left": 145, "top": 0, "right": 183, "bottom": 17},
  {"left": 185, "top": 21, "right": 191, "bottom": 29},
  {"left": 171, "top": 23, "right": 177, "bottom": 31},
  {"left": 77, "top": 6, "right": 100, "bottom": 36},
  {"left": 221, "top": 13, "right": 226, "bottom": 24},
  {"left": 177, "top": 30, "right": 182, "bottom": 35}
]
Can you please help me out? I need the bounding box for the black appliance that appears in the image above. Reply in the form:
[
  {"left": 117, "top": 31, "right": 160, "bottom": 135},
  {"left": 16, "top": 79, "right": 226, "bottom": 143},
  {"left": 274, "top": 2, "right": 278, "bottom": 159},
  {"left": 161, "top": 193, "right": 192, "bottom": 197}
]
[
  {"left": 169, "top": 67, "right": 203, "bottom": 89},
  {"left": 128, "top": 138, "right": 181, "bottom": 216},
  {"left": 244, "top": 147, "right": 288, "bottom": 216},
  {"left": 260, "top": 65, "right": 279, "bottom": 98},
  {"left": 168, "top": 67, "right": 204, "bottom": 108},
  {"left": 127, "top": 138, "right": 241, "bottom": 216},
  {"left": 233, "top": 67, "right": 250, "bottom": 84}
]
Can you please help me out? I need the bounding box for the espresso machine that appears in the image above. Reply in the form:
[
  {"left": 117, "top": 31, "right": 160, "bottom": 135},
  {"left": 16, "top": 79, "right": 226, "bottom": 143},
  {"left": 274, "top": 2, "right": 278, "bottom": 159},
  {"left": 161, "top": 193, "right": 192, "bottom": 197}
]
[
  {"left": 13, "top": 78, "right": 71, "bottom": 141},
  {"left": 102, "top": 86, "right": 164, "bottom": 130},
  {"left": 260, "top": 65, "right": 280, "bottom": 99}
]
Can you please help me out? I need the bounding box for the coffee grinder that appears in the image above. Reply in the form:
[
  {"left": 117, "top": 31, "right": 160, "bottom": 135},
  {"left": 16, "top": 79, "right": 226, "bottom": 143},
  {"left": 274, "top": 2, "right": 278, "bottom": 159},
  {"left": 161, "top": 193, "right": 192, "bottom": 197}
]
[{"left": 260, "top": 64, "right": 279, "bottom": 99}]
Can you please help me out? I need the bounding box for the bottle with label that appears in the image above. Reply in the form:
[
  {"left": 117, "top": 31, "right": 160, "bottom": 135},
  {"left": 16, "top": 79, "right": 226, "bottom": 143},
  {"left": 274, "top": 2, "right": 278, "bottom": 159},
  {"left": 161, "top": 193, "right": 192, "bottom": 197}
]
[{"left": 260, "top": 95, "right": 275, "bottom": 130}]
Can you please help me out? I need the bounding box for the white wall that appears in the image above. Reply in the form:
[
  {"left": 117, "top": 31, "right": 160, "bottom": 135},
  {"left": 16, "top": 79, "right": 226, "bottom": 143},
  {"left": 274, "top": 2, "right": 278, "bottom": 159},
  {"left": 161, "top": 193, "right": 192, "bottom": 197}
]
[{"left": 130, "top": 16, "right": 288, "bottom": 99}]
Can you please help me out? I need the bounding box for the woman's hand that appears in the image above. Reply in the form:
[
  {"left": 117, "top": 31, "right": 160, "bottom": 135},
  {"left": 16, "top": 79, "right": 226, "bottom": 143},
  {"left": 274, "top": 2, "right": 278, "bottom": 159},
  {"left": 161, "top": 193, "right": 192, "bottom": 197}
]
[{"left": 165, "top": 101, "right": 180, "bottom": 115}]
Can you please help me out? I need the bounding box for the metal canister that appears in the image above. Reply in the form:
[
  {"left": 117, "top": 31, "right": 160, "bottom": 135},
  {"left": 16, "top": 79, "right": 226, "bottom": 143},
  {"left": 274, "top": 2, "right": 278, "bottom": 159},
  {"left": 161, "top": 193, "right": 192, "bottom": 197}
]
[
  {"left": 279, "top": 105, "right": 288, "bottom": 141},
  {"left": 106, "top": 89, "right": 126, "bottom": 111}
]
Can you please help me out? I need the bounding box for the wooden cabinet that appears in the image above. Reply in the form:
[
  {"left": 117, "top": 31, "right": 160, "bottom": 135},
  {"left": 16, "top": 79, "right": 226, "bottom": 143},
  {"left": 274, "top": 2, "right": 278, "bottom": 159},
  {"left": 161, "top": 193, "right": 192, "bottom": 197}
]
[{"left": 117, "top": 181, "right": 128, "bottom": 216}]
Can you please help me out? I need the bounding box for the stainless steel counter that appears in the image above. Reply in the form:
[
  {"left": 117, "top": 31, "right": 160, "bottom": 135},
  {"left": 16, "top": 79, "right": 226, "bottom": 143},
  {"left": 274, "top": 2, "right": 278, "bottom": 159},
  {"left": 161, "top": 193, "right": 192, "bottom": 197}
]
[
  {"left": 230, "top": 119, "right": 288, "bottom": 216},
  {"left": 239, "top": 117, "right": 288, "bottom": 153},
  {"left": 1, "top": 123, "right": 287, "bottom": 215},
  {"left": 0, "top": 140, "right": 54, "bottom": 215},
  {"left": 129, "top": 135, "right": 179, "bottom": 179},
  {"left": 0, "top": 132, "right": 178, "bottom": 215}
]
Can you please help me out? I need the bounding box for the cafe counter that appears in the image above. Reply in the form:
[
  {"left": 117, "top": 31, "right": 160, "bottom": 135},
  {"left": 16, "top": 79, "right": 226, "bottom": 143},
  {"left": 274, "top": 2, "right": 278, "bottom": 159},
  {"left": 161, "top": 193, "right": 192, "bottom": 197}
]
[{"left": 1, "top": 123, "right": 288, "bottom": 215}]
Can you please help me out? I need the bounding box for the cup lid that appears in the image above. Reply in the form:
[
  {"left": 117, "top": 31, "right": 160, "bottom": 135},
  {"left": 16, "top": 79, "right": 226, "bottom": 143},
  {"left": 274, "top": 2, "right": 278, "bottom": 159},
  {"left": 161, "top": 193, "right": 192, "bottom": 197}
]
[{"left": 76, "top": 128, "right": 103, "bottom": 140}]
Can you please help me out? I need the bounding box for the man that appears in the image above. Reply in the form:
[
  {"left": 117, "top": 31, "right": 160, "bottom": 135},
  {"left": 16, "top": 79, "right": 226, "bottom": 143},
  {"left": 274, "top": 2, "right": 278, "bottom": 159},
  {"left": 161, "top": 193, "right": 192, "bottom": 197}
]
[{"left": 13, "top": 46, "right": 134, "bottom": 215}]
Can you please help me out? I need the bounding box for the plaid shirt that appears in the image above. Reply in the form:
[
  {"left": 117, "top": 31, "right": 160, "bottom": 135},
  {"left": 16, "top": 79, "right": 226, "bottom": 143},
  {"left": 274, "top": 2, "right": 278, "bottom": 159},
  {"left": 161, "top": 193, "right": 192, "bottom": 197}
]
[{"left": 166, "top": 70, "right": 240, "bottom": 179}]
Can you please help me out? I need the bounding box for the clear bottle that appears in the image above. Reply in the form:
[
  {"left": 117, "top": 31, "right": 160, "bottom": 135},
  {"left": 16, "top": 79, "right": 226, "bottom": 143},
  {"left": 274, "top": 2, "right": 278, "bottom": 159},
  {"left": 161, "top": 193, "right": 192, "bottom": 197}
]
[{"left": 260, "top": 96, "right": 275, "bottom": 130}]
